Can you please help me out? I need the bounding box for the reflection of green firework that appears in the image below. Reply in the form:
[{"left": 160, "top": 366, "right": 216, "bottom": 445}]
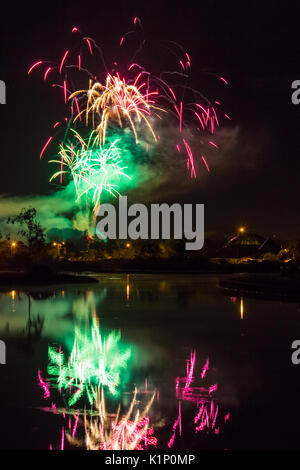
[
  {"left": 47, "top": 318, "right": 132, "bottom": 406},
  {"left": 50, "top": 129, "right": 131, "bottom": 211}
]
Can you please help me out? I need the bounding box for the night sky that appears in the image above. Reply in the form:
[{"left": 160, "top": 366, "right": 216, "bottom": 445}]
[{"left": 0, "top": 0, "right": 299, "bottom": 238}]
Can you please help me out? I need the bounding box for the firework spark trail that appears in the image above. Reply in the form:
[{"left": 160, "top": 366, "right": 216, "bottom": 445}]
[
  {"left": 40, "top": 137, "right": 53, "bottom": 159},
  {"left": 201, "top": 155, "right": 210, "bottom": 173}
]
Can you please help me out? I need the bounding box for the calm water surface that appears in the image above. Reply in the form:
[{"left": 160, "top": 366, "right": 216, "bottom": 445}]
[{"left": 0, "top": 273, "right": 300, "bottom": 450}]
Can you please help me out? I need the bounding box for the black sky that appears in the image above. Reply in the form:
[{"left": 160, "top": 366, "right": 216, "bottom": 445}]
[{"left": 0, "top": 0, "right": 299, "bottom": 238}]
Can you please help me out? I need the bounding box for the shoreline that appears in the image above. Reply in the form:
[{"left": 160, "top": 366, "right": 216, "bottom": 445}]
[
  {"left": 56, "top": 259, "right": 282, "bottom": 275},
  {"left": 219, "top": 274, "right": 300, "bottom": 302},
  {"left": 0, "top": 269, "right": 98, "bottom": 288}
]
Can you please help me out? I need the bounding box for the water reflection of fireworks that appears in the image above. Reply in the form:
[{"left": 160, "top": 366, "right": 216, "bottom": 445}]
[
  {"left": 168, "top": 351, "right": 230, "bottom": 448},
  {"left": 40, "top": 387, "right": 158, "bottom": 450},
  {"left": 77, "top": 388, "right": 157, "bottom": 450},
  {"left": 37, "top": 333, "right": 231, "bottom": 449},
  {"left": 45, "top": 318, "right": 132, "bottom": 406}
]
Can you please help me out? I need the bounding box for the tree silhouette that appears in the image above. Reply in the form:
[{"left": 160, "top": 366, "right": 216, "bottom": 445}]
[{"left": 7, "top": 208, "right": 45, "bottom": 248}]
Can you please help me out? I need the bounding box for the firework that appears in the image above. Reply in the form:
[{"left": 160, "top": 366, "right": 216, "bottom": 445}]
[
  {"left": 29, "top": 18, "right": 229, "bottom": 184},
  {"left": 70, "top": 73, "right": 164, "bottom": 145},
  {"left": 49, "top": 129, "right": 131, "bottom": 211}
]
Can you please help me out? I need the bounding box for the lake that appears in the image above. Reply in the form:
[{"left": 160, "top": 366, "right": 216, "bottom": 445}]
[{"left": 0, "top": 273, "right": 299, "bottom": 450}]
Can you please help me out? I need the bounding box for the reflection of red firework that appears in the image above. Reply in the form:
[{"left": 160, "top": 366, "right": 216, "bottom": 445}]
[
  {"left": 175, "top": 351, "right": 217, "bottom": 405},
  {"left": 100, "top": 416, "right": 157, "bottom": 450},
  {"left": 168, "top": 351, "right": 230, "bottom": 448}
]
